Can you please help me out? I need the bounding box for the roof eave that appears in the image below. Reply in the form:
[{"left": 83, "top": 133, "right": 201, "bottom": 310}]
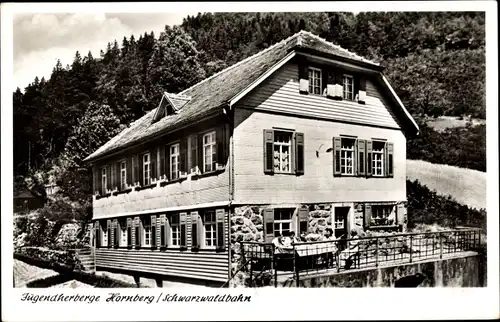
[{"left": 295, "top": 47, "right": 385, "bottom": 72}]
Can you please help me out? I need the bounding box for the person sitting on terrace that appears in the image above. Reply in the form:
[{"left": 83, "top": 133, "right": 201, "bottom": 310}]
[
  {"left": 289, "top": 231, "right": 302, "bottom": 244},
  {"left": 321, "top": 228, "right": 338, "bottom": 267},
  {"left": 272, "top": 234, "right": 293, "bottom": 254},
  {"left": 339, "top": 230, "right": 361, "bottom": 269}
]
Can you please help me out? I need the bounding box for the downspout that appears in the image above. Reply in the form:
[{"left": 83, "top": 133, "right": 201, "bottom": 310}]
[{"left": 223, "top": 103, "right": 235, "bottom": 284}]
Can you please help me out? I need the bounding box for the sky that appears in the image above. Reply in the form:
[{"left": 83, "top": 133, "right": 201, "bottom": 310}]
[{"left": 13, "top": 13, "right": 196, "bottom": 91}]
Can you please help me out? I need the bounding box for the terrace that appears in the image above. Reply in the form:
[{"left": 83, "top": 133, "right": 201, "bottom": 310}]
[{"left": 231, "top": 228, "right": 483, "bottom": 287}]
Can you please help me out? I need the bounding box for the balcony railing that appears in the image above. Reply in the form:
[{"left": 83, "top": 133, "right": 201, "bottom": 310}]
[{"left": 237, "top": 228, "right": 483, "bottom": 287}]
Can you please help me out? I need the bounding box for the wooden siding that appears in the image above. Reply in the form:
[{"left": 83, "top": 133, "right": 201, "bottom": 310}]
[
  {"left": 94, "top": 208, "right": 230, "bottom": 283},
  {"left": 95, "top": 248, "right": 229, "bottom": 282},
  {"left": 233, "top": 105, "right": 407, "bottom": 205},
  {"left": 237, "top": 63, "right": 400, "bottom": 129},
  {"left": 93, "top": 169, "right": 229, "bottom": 218}
]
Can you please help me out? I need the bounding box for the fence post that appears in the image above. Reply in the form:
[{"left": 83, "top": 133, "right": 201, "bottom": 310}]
[
  {"left": 439, "top": 232, "right": 443, "bottom": 259},
  {"left": 409, "top": 235, "right": 413, "bottom": 263},
  {"left": 375, "top": 237, "right": 379, "bottom": 267},
  {"left": 294, "top": 244, "right": 300, "bottom": 288}
]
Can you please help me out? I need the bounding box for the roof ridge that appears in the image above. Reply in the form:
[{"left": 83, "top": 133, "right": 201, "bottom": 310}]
[
  {"left": 299, "top": 30, "right": 380, "bottom": 66},
  {"left": 178, "top": 31, "right": 301, "bottom": 96}
]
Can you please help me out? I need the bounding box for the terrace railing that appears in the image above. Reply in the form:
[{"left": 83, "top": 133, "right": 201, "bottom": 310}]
[{"left": 239, "top": 228, "right": 483, "bottom": 287}]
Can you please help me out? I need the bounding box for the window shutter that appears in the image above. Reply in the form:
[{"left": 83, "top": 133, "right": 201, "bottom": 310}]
[
  {"left": 298, "top": 207, "right": 309, "bottom": 235},
  {"left": 180, "top": 138, "right": 187, "bottom": 173},
  {"left": 387, "top": 142, "right": 394, "bottom": 177},
  {"left": 95, "top": 221, "right": 100, "bottom": 247},
  {"left": 150, "top": 215, "right": 156, "bottom": 248},
  {"left": 126, "top": 158, "right": 132, "bottom": 187},
  {"left": 134, "top": 216, "right": 141, "bottom": 248},
  {"left": 133, "top": 155, "right": 139, "bottom": 185},
  {"left": 164, "top": 146, "right": 170, "bottom": 180},
  {"left": 159, "top": 146, "right": 166, "bottom": 179},
  {"left": 180, "top": 212, "right": 187, "bottom": 247},
  {"left": 263, "top": 129, "right": 274, "bottom": 174},
  {"left": 151, "top": 152, "right": 157, "bottom": 182},
  {"left": 115, "top": 162, "right": 121, "bottom": 191},
  {"left": 216, "top": 209, "right": 225, "bottom": 249},
  {"left": 114, "top": 219, "right": 119, "bottom": 247},
  {"left": 333, "top": 137, "right": 342, "bottom": 176},
  {"left": 190, "top": 135, "right": 198, "bottom": 172},
  {"left": 358, "top": 76, "right": 366, "bottom": 104},
  {"left": 97, "top": 167, "right": 102, "bottom": 194},
  {"left": 298, "top": 64, "right": 309, "bottom": 94},
  {"left": 197, "top": 133, "right": 204, "bottom": 174},
  {"left": 165, "top": 214, "right": 171, "bottom": 246},
  {"left": 216, "top": 126, "right": 225, "bottom": 166},
  {"left": 106, "top": 166, "right": 111, "bottom": 191},
  {"left": 357, "top": 139, "right": 366, "bottom": 176},
  {"left": 190, "top": 211, "right": 199, "bottom": 248},
  {"left": 366, "top": 140, "right": 373, "bottom": 177},
  {"left": 364, "top": 204, "right": 372, "bottom": 229},
  {"left": 159, "top": 215, "right": 166, "bottom": 247},
  {"left": 263, "top": 208, "right": 274, "bottom": 242},
  {"left": 106, "top": 219, "right": 112, "bottom": 247},
  {"left": 92, "top": 166, "right": 97, "bottom": 195},
  {"left": 139, "top": 154, "right": 145, "bottom": 185},
  {"left": 294, "top": 132, "right": 305, "bottom": 175},
  {"left": 108, "top": 164, "right": 114, "bottom": 192},
  {"left": 127, "top": 218, "right": 132, "bottom": 247},
  {"left": 396, "top": 203, "right": 405, "bottom": 227}
]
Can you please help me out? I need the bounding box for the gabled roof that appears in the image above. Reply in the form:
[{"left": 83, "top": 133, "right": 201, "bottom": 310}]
[{"left": 84, "top": 30, "right": 416, "bottom": 163}]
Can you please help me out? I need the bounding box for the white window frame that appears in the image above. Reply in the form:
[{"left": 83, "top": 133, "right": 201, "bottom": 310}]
[
  {"left": 102, "top": 228, "right": 108, "bottom": 247},
  {"left": 170, "top": 143, "right": 180, "bottom": 180},
  {"left": 372, "top": 141, "right": 385, "bottom": 177},
  {"left": 143, "top": 223, "right": 151, "bottom": 246},
  {"left": 371, "top": 205, "right": 395, "bottom": 226},
  {"left": 340, "top": 138, "right": 355, "bottom": 175},
  {"left": 273, "top": 131, "right": 293, "bottom": 173},
  {"left": 202, "top": 211, "right": 217, "bottom": 248},
  {"left": 120, "top": 161, "right": 127, "bottom": 190},
  {"left": 273, "top": 209, "right": 293, "bottom": 237},
  {"left": 343, "top": 74, "right": 354, "bottom": 100},
  {"left": 143, "top": 153, "right": 150, "bottom": 186},
  {"left": 203, "top": 131, "right": 217, "bottom": 173},
  {"left": 120, "top": 224, "right": 127, "bottom": 246},
  {"left": 101, "top": 166, "right": 107, "bottom": 194},
  {"left": 308, "top": 67, "right": 322, "bottom": 95},
  {"left": 171, "top": 214, "right": 180, "bottom": 246},
  {"left": 334, "top": 216, "right": 345, "bottom": 229}
]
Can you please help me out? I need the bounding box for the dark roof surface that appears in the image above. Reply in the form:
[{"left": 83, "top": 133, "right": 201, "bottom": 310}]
[{"left": 84, "top": 31, "right": 384, "bottom": 162}]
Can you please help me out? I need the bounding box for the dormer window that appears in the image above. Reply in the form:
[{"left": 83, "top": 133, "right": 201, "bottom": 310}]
[
  {"left": 343, "top": 74, "right": 354, "bottom": 100},
  {"left": 308, "top": 67, "right": 322, "bottom": 95}
]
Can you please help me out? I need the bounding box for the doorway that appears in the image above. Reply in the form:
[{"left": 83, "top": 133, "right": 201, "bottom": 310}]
[{"left": 334, "top": 207, "right": 350, "bottom": 239}]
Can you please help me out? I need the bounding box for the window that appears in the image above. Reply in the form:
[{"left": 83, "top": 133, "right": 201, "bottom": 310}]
[
  {"left": 102, "top": 227, "right": 108, "bottom": 247},
  {"left": 308, "top": 67, "right": 322, "bottom": 95},
  {"left": 334, "top": 216, "right": 345, "bottom": 229},
  {"left": 170, "top": 143, "right": 180, "bottom": 180},
  {"left": 120, "top": 223, "right": 127, "bottom": 246},
  {"left": 371, "top": 205, "right": 396, "bottom": 226},
  {"left": 340, "top": 138, "right": 355, "bottom": 175},
  {"left": 171, "top": 214, "right": 180, "bottom": 246},
  {"left": 203, "top": 211, "right": 217, "bottom": 247},
  {"left": 273, "top": 131, "right": 292, "bottom": 173},
  {"left": 372, "top": 141, "right": 385, "bottom": 177},
  {"left": 273, "top": 209, "right": 293, "bottom": 237},
  {"left": 120, "top": 161, "right": 126, "bottom": 190},
  {"left": 143, "top": 153, "right": 150, "bottom": 186},
  {"left": 143, "top": 219, "right": 151, "bottom": 246},
  {"left": 101, "top": 167, "right": 107, "bottom": 194},
  {"left": 343, "top": 74, "right": 354, "bottom": 100},
  {"left": 203, "top": 131, "right": 217, "bottom": 172}
]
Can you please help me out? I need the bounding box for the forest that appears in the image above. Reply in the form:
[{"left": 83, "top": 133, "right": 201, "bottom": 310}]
[{"left": 13, "top": 12, "right": 486, "bottom": 226}]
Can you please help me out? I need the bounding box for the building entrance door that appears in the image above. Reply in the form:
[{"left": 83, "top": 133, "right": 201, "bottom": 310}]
[{"left": 334, "top": 207, "right": 350, "bottom": 239}]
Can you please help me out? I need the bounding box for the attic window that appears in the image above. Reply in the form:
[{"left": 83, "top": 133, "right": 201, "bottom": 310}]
[{"left": 152, "top": 93, "right": 191, "bottom": 124}]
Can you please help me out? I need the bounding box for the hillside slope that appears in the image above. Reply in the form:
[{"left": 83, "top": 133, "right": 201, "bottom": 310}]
[{"left": 406, "top": 159, "right": 486, "bottom": 210}]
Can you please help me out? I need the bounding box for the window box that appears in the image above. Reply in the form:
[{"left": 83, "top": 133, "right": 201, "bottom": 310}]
[
  {"left": 96, "top": 193, "right": 112, "bottom": 200},
  {"left": 159, "top": 246, "right": 168, "bottom": 251},
  {"left": 179, "top": 246, "right": 188, "bottom": 251},
  {"left": 135, "top": 245, "right": 142, "bottom": 250},
  {"left": 191, "top": 246, "right": 200, "bottom": 252},
  {"left": 191, "top": 167, "right": 225, "bottom": 180},
  {"left": 149, "top": 245, "right": 157, "bottom": 251},
  {"left": 135, "top": 183, "right": 156, "bottom": 191},
  {"left": 159, "top": 176, "right": 187, "bottom": 187},
  {"left": 113, "top": 188, "right": 133, "bottom": 196},
  {"left": 215, "top": 246, "right": 226, "bottom": 253},
  {"left": 126, "top": 245, "right": 133, "bottom": 250}
]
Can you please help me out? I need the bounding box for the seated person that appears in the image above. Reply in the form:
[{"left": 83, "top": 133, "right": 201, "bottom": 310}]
[
  {"left": 289, "top": 231, "right": 302, "bottom": 244},
  {"left": 272, "top": 234, "right": 293, "bottom": 254},
  {"left": 321, "top": 228, "right": 338, "bottom": 267},
  {"left": 339, "top": 230, "right": 361, "bottom": 269}
]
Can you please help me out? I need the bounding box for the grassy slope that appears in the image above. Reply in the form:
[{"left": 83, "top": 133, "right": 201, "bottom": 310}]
[
  {"left": 406, "top": 159, "right": 486, "bottom": 210},
  {"left": 13, "top": 259, "right": 59, "bottom": 287}
]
